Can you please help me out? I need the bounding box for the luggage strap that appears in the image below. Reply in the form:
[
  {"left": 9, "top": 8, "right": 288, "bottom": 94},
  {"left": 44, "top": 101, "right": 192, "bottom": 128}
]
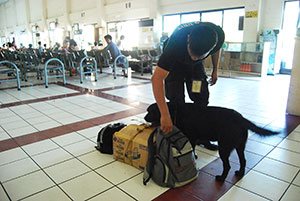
[{"left": 143, "top": 127, "right": 158, "bottom": 185}]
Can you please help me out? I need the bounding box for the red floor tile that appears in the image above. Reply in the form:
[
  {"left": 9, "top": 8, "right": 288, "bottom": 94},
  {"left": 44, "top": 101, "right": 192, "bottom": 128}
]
[
  {"left": 179, "top": 171, "right": 233, "bottom": 201},
  {"left": 0, "top": 139, "right": 19, "bottom": 152},
  {"left": 229, "top": 150, "right": 264, "bottom": 169},
  {"left": 200, "top": 158, "right": 250, "bottom": 184},
  {"left": 0, "top": 92, "right": 81, "bottom": 109},
  {"left": 154, "top": 188, "right": 204, "bottom": 201},
  {"left": 13, "top": 131, "right": 50, "bottom": 147}
]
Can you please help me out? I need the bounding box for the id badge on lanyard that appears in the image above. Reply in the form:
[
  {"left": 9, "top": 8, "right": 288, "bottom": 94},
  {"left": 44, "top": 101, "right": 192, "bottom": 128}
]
[
  {"left": 192, "top": 80, "right": 202, "bottom": 93},
  {"left": 190, "top": 60, "right": 205, "bottom": 93}
]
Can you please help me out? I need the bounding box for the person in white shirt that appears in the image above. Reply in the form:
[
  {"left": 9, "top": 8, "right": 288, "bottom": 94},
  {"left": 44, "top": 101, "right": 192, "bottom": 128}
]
[{"left": 116, "top": 35, "right": 125, "bottom": 50}]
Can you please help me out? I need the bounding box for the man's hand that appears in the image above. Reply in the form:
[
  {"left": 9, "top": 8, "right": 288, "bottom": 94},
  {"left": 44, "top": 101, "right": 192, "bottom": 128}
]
[
  {"left": 160, "top": 114, "right": 173, "bottom": 134},
  {"left": 209, "top": 70, "right": 218, "bottom": 86},
  {"left": 152, "top": 66, "right": 172, "bottom": 134}
]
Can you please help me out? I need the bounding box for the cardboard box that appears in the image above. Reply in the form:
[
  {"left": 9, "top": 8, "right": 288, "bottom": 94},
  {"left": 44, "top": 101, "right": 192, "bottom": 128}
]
[{"left": 113, "top": 124, "right": 155, "bottom": 170}]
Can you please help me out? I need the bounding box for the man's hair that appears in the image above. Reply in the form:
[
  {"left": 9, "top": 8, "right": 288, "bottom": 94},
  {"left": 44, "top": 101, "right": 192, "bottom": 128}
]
[
  {"left": 189, "top": 25, "right": 217, "bottom": 57},
  {"left": 38, "top": 41, "right": 41, "bottom": 45},
  {"left": 104, "top": 34, "right": 112, "bottom": 40}
]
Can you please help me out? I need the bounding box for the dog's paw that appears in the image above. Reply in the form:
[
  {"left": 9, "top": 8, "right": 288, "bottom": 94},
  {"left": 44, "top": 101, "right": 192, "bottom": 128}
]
[
  {"left": 235, "top": 170, "right": 245, "bottom": 177},
  {"left": 215, "top": 175, "right": 225, "bottom": 182}
]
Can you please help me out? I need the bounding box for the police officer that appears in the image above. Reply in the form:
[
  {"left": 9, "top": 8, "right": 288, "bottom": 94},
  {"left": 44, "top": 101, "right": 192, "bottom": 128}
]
[{"left": 152, "top": 22, "right": 225, "bottom": 150}]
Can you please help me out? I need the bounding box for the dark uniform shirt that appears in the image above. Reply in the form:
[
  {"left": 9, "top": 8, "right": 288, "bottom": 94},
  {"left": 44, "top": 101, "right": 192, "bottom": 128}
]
[{"left": 158, "top": 21, "right": 225, "bottom": 73}]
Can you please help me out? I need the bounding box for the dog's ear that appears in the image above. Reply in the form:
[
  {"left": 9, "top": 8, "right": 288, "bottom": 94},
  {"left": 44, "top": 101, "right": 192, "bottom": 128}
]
[{"left": 144, "top": 103, "right": 160, "bottom": 122}]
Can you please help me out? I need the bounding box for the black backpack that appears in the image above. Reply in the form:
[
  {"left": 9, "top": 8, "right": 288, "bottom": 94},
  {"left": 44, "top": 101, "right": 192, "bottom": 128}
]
[
  {"left": 143, "top": 126, "right": 198, "bottom": 188},
  {"left": 95, "top": 123, "right": 126, "bottom": 154}
]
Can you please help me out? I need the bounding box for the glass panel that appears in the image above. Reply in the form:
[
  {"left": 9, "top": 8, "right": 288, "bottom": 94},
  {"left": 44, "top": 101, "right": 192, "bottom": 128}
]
[
  {"left": 107, "top": 20, "right": 139, "bottom": 50},
  {"left": 181, "top": 13, "right": 200, "bottom": 23},
  {"left": 201, "top": 11, "right": 222, "bottom": 26},
  {"left": 82, "top": 24, "right": 95, "bottom": 50},
  {"left": 225, "top": 42, "right": 242, "bottom": 52},
  {"left": 280, "top": 0, "right": 300, "bottom": 70},
  {"left": 163, "top": 15, "right": 181, "bottom": 36},
  {"left": 223, "top": 8, "right": 244, "bottom": 42},
  {"left": 118, "top": 20, "right": 139, "bottom": 50}
]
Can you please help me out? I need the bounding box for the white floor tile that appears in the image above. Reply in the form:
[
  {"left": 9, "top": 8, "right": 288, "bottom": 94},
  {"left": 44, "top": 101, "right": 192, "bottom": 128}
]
[
  {"left": 59, "top": 171, "right": 113, "bottom": 201},
  {"left": 0, "top": 108, "right": 15, "bottom": 118},
  {"left": 7, "top": 125, "right": 38, "bottom": 138},
  {"left": 21, "top": 186, "right": 71, "bottom": 201},
  {"left": 2, "top": 120, "right": 30, "bottom": 131},
  {"left": 77, "top": 111, "right": 101, "bottom": 120},
  {"left": 55, "top": 116, "right": 82, "bottom": 125},
  {"left": 280, "top": 184, "right": 300, "bottom": 201},
  {"left": 0, "top": 147, "right": 28, "bottom": 166},
  {"left": 77, "top": 126, "right": 102, "bottom": 139},
  {"left": 3, "top": 170, "right": 55, "bottom": 201},
  {"left": 195, "top": 145, "right": 220, "bottom": 157},
  {"left": 287, "top": 131, "right": 300, "bottom": 142},
  {"left": 78, "top": 151, "right": 115, "bottom": 169},
  {"left": 26, "top": 115, "right": 52, "bottom": 125},
  {"left": 51, "top": 132, "right": 86, "bottom": 147},
  {"left": 195, "top": 149, "right": 218, "bottom": 169},
  {"left": 236, "top": 170, "right": 289, "bottom": 200},
  {"left": 0, "top": 131, "right": 10, "bottom": 141},
  {"left": 267, "top": 147, "right": 300, "bottom": 167},
  {"left": 253, "top": 157, "right": 299, "bottom": 182},
  {"left": 0, "top": 157, "right": 40, "bottom": 182},
  {"left": 22, "top": 139, "right": 59, "bottom": 156},
  {"left": 34, "top": 120, "right": 62, "bottom": 131},
  {"left": 0, "top": 185, "right": 10, "bottom": 201},
  {"left": 19, "top": 111, "right": 44, "bottom": 119},
  {"left": 47, "top": 111, "right": 74, "bottom": 119},
  {"left": 9, "top": 105, "right": 36, "bottom": 115},
  {"left": 40, "top": 108, "right": 64, "bottom": 116},
  {"left": 96, "top": 161, "right": 141, "bottom": 185},
  {"left": 0, "top": 115, "right": 22, "bottom": 124},
  {"left": 118, "top": 173, "right": 168, "bottom": 201},
  {"left": 218, "top": 186, "right": 268, "bottom": 201},
  {"left": 278, "top": 138, "right": 300, "bottom": 153},
  {"left": 63, "top": 139, "right": 96, "bottom": 157},
  {"left": 293, "top": 172, "right": 300, "bottom": 186},
  {"left": 44, "top": 158, "right": 90, "bottom": 184},
  {"left": 32, "top": 148, "right": 73, "bottom": 168},
  {"left": 89, "top": 187, "right": 135, "bottom": 201},
  {"left": 245, "top": 140, "right": 274, "bottom": 156}
]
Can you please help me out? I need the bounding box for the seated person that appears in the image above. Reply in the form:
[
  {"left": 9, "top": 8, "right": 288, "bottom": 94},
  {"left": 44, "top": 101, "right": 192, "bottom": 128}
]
[{"left": 103, "top": 34, "right": 127, "bottom": 76}]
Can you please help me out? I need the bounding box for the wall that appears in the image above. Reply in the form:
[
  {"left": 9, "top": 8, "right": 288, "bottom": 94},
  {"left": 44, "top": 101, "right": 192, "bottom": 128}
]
[
  {"left": 259, "top": 0, "right": 284, "bottom": 31},
  {"left": 160, "top": 0, "right": 244, "bottom": 14},
  {"left": 0, "top": 0, "right": 289, "bottom": 45},
  {"left": 104, "top": 0, "right": 150, "bottom": 22}
]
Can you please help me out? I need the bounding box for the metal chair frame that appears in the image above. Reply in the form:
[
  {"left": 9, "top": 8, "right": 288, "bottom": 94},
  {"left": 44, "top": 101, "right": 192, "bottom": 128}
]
[
  {"left": 44, "top": 58, "right": 66, "bottom": 88},
  {"left": 0, "top": 60, "right": 21, "bottom": 90}
]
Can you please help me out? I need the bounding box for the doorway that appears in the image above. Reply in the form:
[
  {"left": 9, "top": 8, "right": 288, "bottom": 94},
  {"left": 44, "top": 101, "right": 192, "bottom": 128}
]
[{"left": 279, "top": 0, "right": 300, "bottom": 74}]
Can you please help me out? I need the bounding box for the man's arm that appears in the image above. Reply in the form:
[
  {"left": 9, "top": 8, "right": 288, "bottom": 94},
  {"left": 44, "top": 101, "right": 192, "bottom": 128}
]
[
  {"left": 151, "top": 66, "right": 173, "bottom": 134},
  {"left": 210, "top": 49, "right": 221, "bottom": 85}
]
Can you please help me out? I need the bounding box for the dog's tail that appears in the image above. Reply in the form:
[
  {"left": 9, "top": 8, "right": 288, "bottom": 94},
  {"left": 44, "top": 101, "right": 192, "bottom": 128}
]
[{"left": 243, "top": 118, "right": 279, "bottom": 136}]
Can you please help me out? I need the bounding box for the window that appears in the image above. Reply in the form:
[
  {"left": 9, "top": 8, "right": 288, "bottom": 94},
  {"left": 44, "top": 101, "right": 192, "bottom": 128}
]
[
  {"left": 107, "top": 20, "right": 139, "bottom": 50},
  {"left": 163, "top": 15, "right": 181, "bottom": 36},
  {"left": 223, "top": 8, "right": 244, "bottom": 42},
  {"left": 201, "top": 11, "right": 223, "bottom": 26},
  {"left": 181, "top": 13, "right": 200, "bottom": 23},
  {"left": 162, "top": 7, "right": 245, "bottom": 42}
]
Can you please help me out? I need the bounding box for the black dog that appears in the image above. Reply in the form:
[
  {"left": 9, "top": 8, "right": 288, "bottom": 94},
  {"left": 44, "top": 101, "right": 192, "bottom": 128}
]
[{"left": 144, "top": 103, "right": 279, "bottom": 181}]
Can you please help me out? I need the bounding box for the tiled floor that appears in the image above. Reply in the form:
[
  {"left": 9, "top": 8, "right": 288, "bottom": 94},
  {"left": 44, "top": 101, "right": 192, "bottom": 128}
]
[{"left": 0, "top": 70, "right": 300, "bottom": 201}]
